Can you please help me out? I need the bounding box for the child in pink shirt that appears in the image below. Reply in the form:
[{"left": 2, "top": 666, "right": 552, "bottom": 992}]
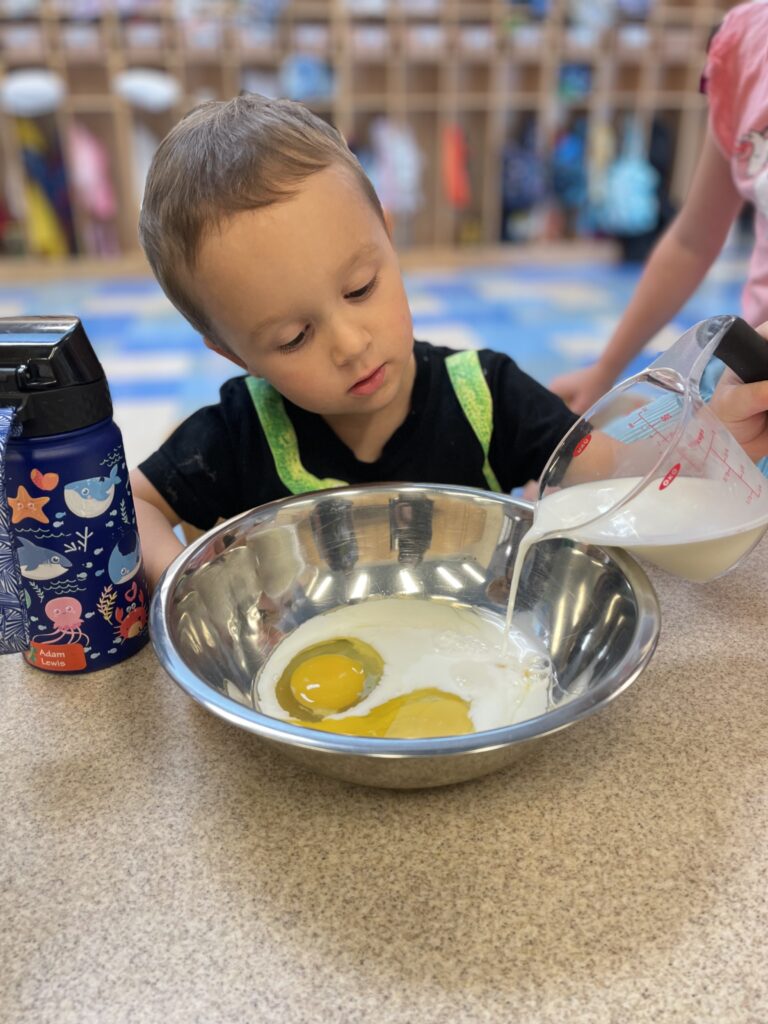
[
  {"left": 551, "top": 1, "right": 768, "bottom": 430},
  {"left": 708, "top": 0, "right": 768, "bottom": 326}
]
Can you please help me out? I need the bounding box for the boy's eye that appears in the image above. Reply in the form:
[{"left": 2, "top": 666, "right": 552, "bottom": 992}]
[
  {"left": 345, "top": 275, "right": 377, "bottom": 300},
  {"left": 279, "top": 326, "right": 309, "bottom": 353}
]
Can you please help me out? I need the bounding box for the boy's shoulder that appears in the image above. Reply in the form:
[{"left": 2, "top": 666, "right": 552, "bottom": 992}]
[
  {"left": 415, "top": 339, "right": 511, "bottom": 372},
  {"left": 174, "top": 372, "right": 274, "bottom": 441},
  {"left": 216, "top": 372, "right": 253, "bottom": 403},
  {"left": 212, "top": 372, "right": 294, "bottom": 420}
]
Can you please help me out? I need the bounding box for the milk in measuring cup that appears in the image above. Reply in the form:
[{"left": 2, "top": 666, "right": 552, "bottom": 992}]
[
  {"left": 530, "top": 476, "right": 768, "bottom": 581},
  {"left": 503, "top": 474, "right": 768, "bottom": 646}
]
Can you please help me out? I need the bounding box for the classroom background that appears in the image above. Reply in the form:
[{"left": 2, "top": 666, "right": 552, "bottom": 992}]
[{"left": 0, "top": 0, "right": 750, "bottom": 467}]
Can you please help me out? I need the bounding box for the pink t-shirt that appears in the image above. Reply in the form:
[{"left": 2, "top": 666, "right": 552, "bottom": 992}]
[{"left": 706, "top": 0, "right": 768, "bottom": 325}]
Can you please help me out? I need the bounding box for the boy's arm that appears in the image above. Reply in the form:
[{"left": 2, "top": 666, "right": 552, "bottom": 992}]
[
  {"left": 131, "top": 468, "right": 185, "bottom": 590},
  {"left": 550, "top": 127, "right": 743, "bottom": 413}
]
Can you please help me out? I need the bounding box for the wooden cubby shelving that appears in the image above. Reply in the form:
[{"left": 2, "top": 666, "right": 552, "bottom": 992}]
[{"left": 0, "top": 0, "right": 740, "bottom": 261}]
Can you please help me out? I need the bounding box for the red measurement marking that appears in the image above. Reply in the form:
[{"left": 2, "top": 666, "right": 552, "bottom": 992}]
[
  {"left": 659, "top": 463, "right": 681, "bottom": 490},
  {"left": 573, "top": 433, "right": 592, "bottom": 457},
  {"left": 703, "top": 435, "right": 762, "bottom": 500},
  {"left": 635, "top": 410, "right": 675, "bottom": 445}
]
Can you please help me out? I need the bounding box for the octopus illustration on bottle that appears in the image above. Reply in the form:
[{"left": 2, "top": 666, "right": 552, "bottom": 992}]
[{"left": 33, "top": 597, "right": 90, "bottom": 647}]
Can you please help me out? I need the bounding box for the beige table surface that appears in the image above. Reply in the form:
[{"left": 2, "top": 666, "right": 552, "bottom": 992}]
[{"left": 1, "top": 539, "right": 766, "bottom": 1024}]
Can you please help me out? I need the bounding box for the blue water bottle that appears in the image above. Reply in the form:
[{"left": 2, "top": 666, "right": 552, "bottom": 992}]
[{"left": 0, "top": 316, "right": 149, "bottom": 672}]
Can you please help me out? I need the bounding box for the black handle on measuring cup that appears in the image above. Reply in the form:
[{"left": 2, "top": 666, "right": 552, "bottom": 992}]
[{"left": 711, "top": 315, "right": 768, "bottom": 384}]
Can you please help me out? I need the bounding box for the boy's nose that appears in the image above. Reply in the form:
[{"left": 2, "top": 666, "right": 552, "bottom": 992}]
[{"left": 329, "top": 319, "right": 372, "bottom": 366}]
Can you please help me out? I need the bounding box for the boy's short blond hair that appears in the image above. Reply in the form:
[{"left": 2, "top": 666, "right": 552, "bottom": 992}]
[{"left": 138, "top": 94, "right": 385, "bottom": 346}]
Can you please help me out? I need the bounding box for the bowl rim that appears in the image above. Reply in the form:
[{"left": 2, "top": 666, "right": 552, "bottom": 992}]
[{"left": 149, "top": 482, "right": 661, "bottom": 757}]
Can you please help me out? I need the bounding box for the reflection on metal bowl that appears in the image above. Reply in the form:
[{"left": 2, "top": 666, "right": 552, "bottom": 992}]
[{"left": 150, "top": 484, "right": 660, "bottom": 789}]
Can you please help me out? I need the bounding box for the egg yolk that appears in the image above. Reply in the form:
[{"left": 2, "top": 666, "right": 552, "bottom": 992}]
[
  {"left": 289, "top": 653, "right": 366, "bottom": 715},
  {"left": 275, "top": 637, "right": 383, "bottom": 721},
  {"left": 292, "top": 688, "right": 475, "bottom": 739}
]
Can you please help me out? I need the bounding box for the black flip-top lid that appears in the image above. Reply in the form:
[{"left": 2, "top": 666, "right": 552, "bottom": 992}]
[{"left": 0, "top": 316, "right": 112, "bottom": 438}]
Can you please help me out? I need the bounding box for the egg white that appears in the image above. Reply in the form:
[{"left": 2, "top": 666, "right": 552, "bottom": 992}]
[{"left": 254, "top": 598, "right": 552, "bottom": 732}]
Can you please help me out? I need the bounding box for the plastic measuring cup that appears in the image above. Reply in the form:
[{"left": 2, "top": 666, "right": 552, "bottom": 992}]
[{"left": 536, "top": 315, "right": 768, "bottom": 581}]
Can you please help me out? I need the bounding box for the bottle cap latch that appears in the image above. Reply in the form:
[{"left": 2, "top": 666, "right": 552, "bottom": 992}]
[{"left": 15, "top": 359, "right": 59, "bottom": 391}]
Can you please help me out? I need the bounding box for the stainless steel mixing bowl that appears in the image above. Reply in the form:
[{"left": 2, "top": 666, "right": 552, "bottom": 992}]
[{"left": 150, "top": 484, "right": 660, "bottom": 788}]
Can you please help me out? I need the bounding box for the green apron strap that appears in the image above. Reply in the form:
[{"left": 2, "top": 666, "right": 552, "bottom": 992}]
[
  {"left": 245, "top": 376, "right": 348, "bottom": 495},
  {"left": 445, "top": 350, "right": 503, "bottom": 493}
]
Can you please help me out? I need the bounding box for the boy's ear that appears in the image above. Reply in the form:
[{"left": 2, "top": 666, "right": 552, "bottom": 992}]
[{"left": 203, "top": 336, "right": 248, "bottom": 370}]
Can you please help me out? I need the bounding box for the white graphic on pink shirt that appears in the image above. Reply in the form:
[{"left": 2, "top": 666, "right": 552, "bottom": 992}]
[{"left": 737, "top": 127, "right": 768, "bottom": 217}]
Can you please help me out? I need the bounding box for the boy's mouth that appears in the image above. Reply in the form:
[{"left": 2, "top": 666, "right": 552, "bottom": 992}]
[{"left": 349, "top": 364, "right": 386, "bottom": 396}]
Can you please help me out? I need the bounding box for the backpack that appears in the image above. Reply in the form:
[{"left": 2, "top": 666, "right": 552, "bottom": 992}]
[
  {"left": 596, "top": 116, "right": 659, "bottom": 236},
  {"left": 501, "top": 134, "right": 546, "bottom": 212}
]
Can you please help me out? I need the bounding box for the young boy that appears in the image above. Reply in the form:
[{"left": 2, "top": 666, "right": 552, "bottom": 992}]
[{"left": 132, "top": 94, "right": 768, "bottom": 587}]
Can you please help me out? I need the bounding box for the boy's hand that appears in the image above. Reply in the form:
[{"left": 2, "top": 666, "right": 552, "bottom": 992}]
[{"left": 710, "top": 321, "right": 768, "bottom": 462}]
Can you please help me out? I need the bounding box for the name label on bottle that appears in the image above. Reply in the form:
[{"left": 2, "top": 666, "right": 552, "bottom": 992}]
[{"left": 26, "top": 642, "right": 87, "bottom": 672}]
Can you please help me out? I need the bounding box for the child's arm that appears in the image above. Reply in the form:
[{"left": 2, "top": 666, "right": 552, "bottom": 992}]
[
  {"left": 131, "top": 468, "right": 185, "bottom": 590},
  {"left": 550, "top": 127, "right": 744, "bottom": 413}
]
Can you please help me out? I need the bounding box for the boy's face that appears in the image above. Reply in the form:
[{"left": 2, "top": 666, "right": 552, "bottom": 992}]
[{"left": 190, "top": 165, "right": 415, "bottom": 421}]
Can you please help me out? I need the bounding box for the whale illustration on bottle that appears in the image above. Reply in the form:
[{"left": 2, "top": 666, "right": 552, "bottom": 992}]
[
  {"left": 64, "top": 465, "right": 121, "bottom": 518},
  {"left": 16, "top": 538, "right": 72, "bottom": 581},
  {"left": 108, "top": 530, "right": 142, "bottom": 585}
]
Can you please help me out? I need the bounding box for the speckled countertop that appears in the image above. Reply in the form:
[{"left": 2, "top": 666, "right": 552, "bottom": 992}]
[{"left": 1, "top": 540, "right": 766, "bottom": 1024}]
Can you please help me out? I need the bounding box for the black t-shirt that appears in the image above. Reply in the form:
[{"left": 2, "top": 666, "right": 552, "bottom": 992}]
[{"left": 139, "top": 342, "right": 578, "bottom": 529}]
